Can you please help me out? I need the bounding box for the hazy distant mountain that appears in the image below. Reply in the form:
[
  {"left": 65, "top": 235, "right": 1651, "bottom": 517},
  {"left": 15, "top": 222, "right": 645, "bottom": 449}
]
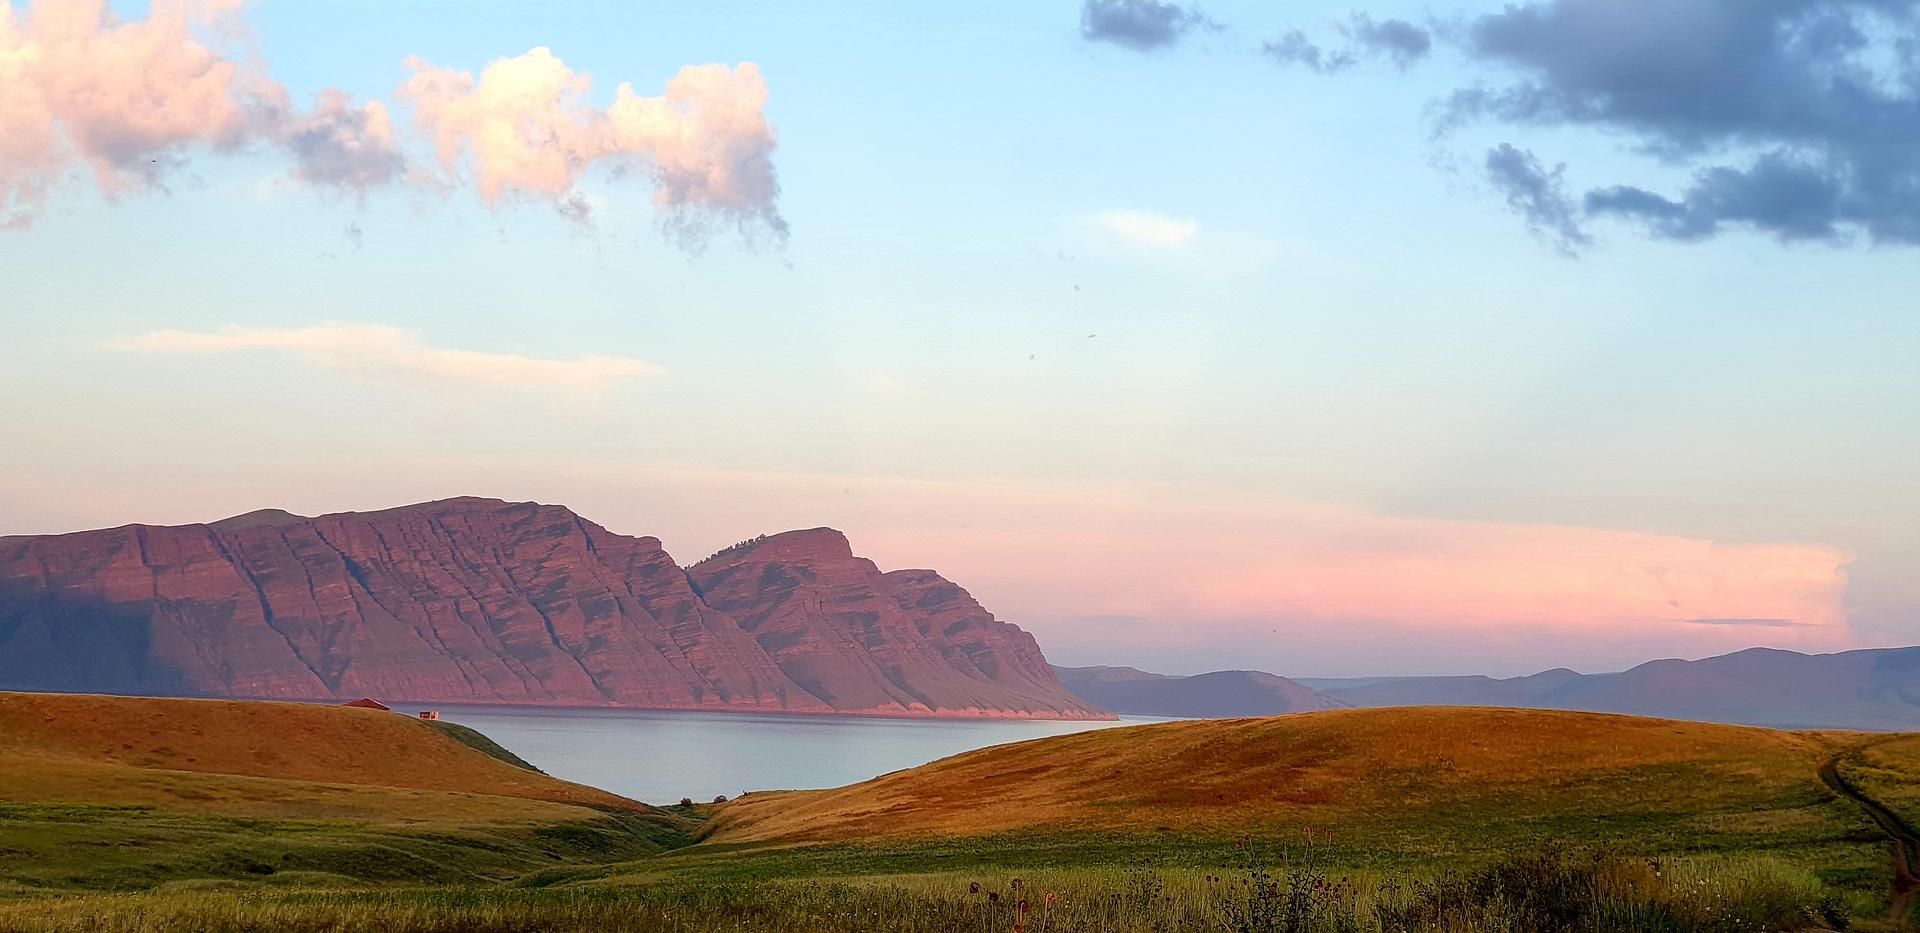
[
  {"left": 1054, "top": 665, "right": 1343, "bottom": 718},
  {"left": 0, "top": 498, "right": 1108, "bottom": 720},
  {"left": 1319, "top": 647, "right": 1920, "bottom": 730},
  {"left": 1064, "top": 647, "right": 1920, "bottom": 730}
]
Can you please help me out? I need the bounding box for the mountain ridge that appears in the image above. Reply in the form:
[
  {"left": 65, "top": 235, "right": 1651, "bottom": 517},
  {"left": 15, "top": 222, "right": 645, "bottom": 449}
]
[
  {"left": 0, "top": 497, "right": 1108, "bottom": 720},
  {"left": 1057, "top": 646, "right": 1920, "bottom": 730}
]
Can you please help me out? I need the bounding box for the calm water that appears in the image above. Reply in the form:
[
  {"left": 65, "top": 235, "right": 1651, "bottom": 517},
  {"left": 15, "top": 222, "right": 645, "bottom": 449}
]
[{"left": 430, "top": 705, "right": 1156, "bottom": 804}]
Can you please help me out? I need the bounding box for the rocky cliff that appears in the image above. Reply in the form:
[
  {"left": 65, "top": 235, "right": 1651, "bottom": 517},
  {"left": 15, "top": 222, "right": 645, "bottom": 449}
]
[
  {"left": 0, "top": 498, "right": 1109, "bottom": 720},
  {"left": 689, "top": 529, "right": 1094, "bottom": 718}
]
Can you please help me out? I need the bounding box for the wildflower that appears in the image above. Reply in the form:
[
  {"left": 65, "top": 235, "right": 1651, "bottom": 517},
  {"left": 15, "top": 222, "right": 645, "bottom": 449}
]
[
  {"left": 1044, "top": 891, "right": 1057, "bottom": 908},
  {"left": 969, "top": 882, "right": 980, "bottom": 895},
  {"left": 1019, "top": 899, "right": 1029, "bottom": 914},
  {"left": 989, "top": 892, "right": 1000, "bottom": 903}
]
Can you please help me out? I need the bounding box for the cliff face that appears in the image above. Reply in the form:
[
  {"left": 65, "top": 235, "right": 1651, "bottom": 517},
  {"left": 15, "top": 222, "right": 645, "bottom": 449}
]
[
  {"left": 0, "top": 498, "right": 1109, "bottom": 720},
  {"left": 688, "top": 529, "right": 1104, "bottom": 718}
]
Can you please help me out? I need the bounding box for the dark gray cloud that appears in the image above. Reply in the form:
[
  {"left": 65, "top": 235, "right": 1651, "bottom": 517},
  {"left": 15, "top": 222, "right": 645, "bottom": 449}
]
[
  {"left": 1265, "top": 14, "right": 1433, "bottom": 72},
  {"left": 1485, "top": 143, "right": 1590, "bottom": 255},
  {"left": 1264, "top": 31, "right": 1355, "bottom": 73},
  {"left": 1446, "top": 0, "right": 1920, "bottom": 246},
  {"left": 1586, "top": 154, "right": 1850, "bottom": 242},
  {"left": 1350, "top": 15, "right": 1434, "bottom": 67},
  {"left": 1080, "top": 0, "right": 1208, "bottom": 51}
]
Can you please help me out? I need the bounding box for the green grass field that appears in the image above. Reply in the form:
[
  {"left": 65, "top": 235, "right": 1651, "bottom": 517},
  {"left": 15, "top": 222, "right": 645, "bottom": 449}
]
[{"left": 0, "top": 695, "right": 1914, "bottom": 931}]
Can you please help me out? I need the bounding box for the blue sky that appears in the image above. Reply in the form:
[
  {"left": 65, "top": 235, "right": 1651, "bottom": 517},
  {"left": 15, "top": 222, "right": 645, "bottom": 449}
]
[{"left": 1, "top": 0, "right": 1915, "bottom": 676}]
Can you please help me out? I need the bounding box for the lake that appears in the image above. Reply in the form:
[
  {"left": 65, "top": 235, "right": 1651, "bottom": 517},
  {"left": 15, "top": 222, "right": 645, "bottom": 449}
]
[{"left": 431, "top": 705, "right": 1157, "bottom": 804}]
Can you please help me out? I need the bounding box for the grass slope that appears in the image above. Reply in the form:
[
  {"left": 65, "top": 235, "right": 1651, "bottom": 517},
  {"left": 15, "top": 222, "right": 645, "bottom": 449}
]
[
  {"left": 0, "top": 692, "right": 623, "bottom": 808},
  {"left": 0, "top": 691, "right": 691, "bottom": 891},
  {"left": 422, "top": 719, "right": 544, "bottom": 773},
  {"left": 708, "top": 707, "right": 1856, "bottom": 849},
  {"left": 1836, "top": 734, "right": 1920, "bottom": 831},
  {"left": 3, "top": 702, "right": 1917, "bottom": 931}
]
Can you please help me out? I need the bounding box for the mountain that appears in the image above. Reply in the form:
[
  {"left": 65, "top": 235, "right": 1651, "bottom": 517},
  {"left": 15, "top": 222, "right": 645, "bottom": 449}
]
[
  {"left": 689, "top": 529, "right": 1098, "bottom": 718},
  {"left": 1053, "top": 665, "right": 1343, "bottom": 718},
  {"left": 1055, "top": 646, "right": 1920, "bottom": 729},
  {"left": 0, "top": 498, "right": 1107, "bottom": 720},
  {"left": 1318, "top": 646, "right": 1920, "bottom": 730}
]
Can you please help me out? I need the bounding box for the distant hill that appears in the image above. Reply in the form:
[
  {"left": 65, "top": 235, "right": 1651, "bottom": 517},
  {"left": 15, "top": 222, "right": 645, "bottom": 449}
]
[
  {"left": 1320, "top": 646, "right": 1920, "bottom": 730},
  {"left": 0, "top": 498, "right": 1107, "bottom": 720},
  {"left": 706, "top": 706, "right": 1867, "bottom": 847},
  {"left": 1053, "top": 665, "right": 1343, "bottom": 717},
  {"left": 1058, "top": 647, "right": 1920, "bottom": 730}
]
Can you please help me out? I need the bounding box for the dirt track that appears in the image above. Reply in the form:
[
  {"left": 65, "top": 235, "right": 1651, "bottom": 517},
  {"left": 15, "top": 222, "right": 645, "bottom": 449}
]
[{"left": 1820, "top": 750, "right": 1920, "bottom": 925}]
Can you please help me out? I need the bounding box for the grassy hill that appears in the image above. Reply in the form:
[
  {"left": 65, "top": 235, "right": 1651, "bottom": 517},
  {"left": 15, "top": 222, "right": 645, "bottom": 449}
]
[
  {"left": 3, "top": 702, "right": 1917, "bottom": 931},
  {"left": 0, "top": 691, "right": 691, "bottom": 891},
  {"left": 707, "top": 706, "right": 1857, "bottom": 851}
]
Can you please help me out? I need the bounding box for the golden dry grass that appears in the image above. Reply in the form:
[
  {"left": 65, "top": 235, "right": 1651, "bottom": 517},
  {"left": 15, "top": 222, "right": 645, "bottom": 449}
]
[
  {"left": 0, "top": 690, "right": 643, "bottom": 815},
  {"left": 0, "top": 692, "right": 692, "bottom": 892},
  {"left": 1836, "top": 733, "right": 1920, "bottom": 830},
  {"left": 707, "top": 706, "right": 1860, "bottom": 845}
]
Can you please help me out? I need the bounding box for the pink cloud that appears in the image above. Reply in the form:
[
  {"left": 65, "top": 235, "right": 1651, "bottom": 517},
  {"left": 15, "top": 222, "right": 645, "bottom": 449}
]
[
  {"left": 0, "top": 0, "right": 395, "bottom": 221},
  {"left": 112, "top": 321, "right": 665, "bottom": 393},
  {"left": 0, "top": 2, "right": 782, "bottom": 243},
  {"left": 560, "top": 469, "right": 1854, "bottom": 670},
  {"left": 399, "top": 48, "right": 784, "bottom": 241},
  {"left": 0, "top": 0, "right": 263, "bottom": 223}
]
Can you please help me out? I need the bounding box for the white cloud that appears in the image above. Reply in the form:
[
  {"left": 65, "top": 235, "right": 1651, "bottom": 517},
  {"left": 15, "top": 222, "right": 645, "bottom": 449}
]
[
  {"left": 113, "top": 322, "right": 664, "bottom": 393},
  {"left": 1095, "top": 209, "right": 1199, "bottom": 247}
]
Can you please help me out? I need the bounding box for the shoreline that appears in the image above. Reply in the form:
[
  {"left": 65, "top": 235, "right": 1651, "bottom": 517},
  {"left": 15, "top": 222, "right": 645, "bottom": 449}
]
[{"left": 0, "top": 688, "right": 1118, "bottom": 723}]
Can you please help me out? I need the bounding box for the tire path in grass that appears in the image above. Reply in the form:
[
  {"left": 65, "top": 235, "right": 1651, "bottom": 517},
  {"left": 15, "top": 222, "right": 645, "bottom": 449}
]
[{"left": 1819, "top": 747, "right": 1920, "bottom": 925}]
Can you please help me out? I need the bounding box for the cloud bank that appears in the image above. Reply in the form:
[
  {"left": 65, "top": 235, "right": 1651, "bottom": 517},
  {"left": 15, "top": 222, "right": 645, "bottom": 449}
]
[
  {"left": 1450, "top": 0, "right": 1920, "bottom": 247},
  {"left": 480, "top": 467, "right": 1856, "bottom": 675},
  {"left": 1261, "top": 0, "right": 1920, "bottom": 250},
  {"left": 0, "top": 0, "right": 784, "bottom": 245},
  {"left": 115, "top": 322, "right": 665, "bottom": 393}
]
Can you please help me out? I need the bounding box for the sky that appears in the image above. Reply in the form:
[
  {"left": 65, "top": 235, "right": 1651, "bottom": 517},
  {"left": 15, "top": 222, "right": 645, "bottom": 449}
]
[{"left": 1, "top": 0, "right": 1917, "bottom": 678}]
